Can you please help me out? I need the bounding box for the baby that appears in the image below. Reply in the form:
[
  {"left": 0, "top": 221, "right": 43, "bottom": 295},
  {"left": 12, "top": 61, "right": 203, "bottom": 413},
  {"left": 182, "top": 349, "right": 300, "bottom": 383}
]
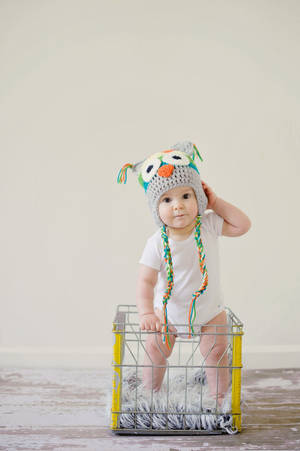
[{"left": 117, "top": 141, "right": 251, "bottom": 407}]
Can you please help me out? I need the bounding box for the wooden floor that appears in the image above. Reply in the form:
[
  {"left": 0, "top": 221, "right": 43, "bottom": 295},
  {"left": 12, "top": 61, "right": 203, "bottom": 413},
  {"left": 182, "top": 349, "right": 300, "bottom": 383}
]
[{"left": 1, "top": 367, "right": 300, "bottom": 450}]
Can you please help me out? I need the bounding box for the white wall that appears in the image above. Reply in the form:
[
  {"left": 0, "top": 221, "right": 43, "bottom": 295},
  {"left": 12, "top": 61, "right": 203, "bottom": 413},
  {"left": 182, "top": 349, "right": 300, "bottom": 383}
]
[{"left": 1, "top": 0, "right": 299, "bottom": 369}]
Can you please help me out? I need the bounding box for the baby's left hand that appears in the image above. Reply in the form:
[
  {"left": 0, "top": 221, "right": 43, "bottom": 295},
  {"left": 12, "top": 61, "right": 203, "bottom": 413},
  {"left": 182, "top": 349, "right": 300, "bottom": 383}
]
[{"left": 201, "top": 180, "right": 217, "bottom": 210}]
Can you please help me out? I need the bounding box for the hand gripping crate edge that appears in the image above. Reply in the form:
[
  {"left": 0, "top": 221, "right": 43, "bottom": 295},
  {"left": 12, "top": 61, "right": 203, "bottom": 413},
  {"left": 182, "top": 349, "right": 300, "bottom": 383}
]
[{"left": 111, "top": 304, "right": 243, "bottom": 435}]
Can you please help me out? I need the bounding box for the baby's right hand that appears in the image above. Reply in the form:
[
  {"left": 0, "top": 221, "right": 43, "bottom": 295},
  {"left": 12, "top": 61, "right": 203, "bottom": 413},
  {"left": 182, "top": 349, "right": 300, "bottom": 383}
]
[{"left": 139, "top": 313, "right": 161, "bottom": 332}]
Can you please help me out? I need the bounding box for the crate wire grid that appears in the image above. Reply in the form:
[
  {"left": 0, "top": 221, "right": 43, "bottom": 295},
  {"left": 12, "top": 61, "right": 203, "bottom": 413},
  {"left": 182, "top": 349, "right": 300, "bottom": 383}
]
[{"left": 111, "top": 304, "right": 243, "bottom": 435}]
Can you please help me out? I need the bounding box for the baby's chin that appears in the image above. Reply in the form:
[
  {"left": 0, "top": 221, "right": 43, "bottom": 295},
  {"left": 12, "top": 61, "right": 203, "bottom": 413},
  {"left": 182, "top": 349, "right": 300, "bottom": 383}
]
[{"left": 162, "top": 215, "right": 197, "bottom": 229}]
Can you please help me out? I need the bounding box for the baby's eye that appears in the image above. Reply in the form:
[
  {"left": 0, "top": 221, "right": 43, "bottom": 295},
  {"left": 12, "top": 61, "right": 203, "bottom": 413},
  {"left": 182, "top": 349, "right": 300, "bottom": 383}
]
[
  {"left": 163, "top": 197, "right": 171, "bottom": 203},
  {"left": 183, "top": 193, "right": 190, "bottom": 199}
]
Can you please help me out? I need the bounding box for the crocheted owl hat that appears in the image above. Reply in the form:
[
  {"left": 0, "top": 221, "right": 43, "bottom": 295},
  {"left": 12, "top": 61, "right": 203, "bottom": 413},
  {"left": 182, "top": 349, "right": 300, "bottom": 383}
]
[{"left": 117, "top": 141, "right": 208, "bottom": 347}]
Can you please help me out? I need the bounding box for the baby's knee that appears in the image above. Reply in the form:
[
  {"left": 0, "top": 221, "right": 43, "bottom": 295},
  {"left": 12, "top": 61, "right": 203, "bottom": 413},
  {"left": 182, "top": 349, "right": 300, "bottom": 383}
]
[
  {"left": 201, "top": 341, "right": 228, "bottom": 363},
  {"left": 145, "top": 334, "right": 173, "bottom": 361}
]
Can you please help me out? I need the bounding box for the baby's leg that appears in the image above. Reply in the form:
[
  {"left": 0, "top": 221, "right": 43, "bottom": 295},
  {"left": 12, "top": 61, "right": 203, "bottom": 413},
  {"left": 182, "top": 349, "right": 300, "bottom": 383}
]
[
  {"left": 199, "top": 310, "right": 230, "bottom": 407},
  {"left": 142, "top": 309, "right": 176, "bottom": 392}
]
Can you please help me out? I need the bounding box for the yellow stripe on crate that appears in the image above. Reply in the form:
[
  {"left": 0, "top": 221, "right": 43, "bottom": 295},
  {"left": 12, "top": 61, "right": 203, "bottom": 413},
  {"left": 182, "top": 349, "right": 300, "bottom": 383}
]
[
  {"left": 231, "top": 330, "right": 243, "bottom": 432},
  {"left": 111, "top": 325, "right": 123, "bottom": 429}
]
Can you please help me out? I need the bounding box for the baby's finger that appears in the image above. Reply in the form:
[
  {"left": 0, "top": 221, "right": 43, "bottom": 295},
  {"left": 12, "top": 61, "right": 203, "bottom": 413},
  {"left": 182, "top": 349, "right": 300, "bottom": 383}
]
[
  {"left": 169, "top": 324, "right": 177, "bottom": 334},
  {"left": 143, "top": 320, "right": 151, "bottom": 330},
  {"left": 150, "top": 321, "right": 156, "bottom": 331}
]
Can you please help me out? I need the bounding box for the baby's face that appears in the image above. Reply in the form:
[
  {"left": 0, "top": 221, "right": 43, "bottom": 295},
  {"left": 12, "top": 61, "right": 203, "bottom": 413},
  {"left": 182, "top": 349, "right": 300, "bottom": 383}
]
[{"left": 158, "top": 185, "right": 198, "bottom": 229}]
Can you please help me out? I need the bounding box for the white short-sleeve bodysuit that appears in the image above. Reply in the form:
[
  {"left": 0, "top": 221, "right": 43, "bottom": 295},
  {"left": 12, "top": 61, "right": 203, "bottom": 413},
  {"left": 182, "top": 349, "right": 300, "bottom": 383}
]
[{"left": 139, "top": 211, "right": 225, "bottom": 336}]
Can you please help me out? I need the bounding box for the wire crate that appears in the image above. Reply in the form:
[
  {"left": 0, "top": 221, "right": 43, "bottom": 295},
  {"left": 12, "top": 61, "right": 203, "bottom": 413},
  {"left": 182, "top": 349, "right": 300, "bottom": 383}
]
[{"left": 111, "top": 304, "right": 243, "bottom": 435}]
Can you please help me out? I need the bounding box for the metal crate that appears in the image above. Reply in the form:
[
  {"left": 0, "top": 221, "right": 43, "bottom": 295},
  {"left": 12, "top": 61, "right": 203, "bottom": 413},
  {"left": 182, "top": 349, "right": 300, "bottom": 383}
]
[{"left": 111, "top": 304, "right": 243, "bottom": 435}]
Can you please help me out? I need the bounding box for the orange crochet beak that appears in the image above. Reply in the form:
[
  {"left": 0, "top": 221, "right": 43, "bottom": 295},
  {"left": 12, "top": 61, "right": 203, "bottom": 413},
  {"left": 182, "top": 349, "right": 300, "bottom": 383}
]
[{"left": 157, "top": 164, "right": 174, "bottom": 178}]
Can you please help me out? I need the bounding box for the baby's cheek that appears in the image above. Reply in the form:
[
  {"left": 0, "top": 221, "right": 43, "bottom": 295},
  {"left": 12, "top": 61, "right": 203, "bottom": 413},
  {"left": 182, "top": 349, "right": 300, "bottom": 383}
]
[
  {"left": 158, "top": 203, "right": 167, "bottom": 216},
  {"left": 189, "top": 198, "right": 197, "bottom": 211}
]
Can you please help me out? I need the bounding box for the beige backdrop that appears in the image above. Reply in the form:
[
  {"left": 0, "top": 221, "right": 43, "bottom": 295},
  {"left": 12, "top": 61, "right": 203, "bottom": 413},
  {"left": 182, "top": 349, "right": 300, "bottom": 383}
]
[{"left": 1, "top": 0, "right": 299, "bottom": 368}]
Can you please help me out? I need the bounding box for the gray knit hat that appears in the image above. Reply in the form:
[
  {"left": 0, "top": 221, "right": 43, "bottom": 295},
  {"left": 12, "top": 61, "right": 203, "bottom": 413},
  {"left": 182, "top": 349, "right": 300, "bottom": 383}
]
[{"left": 117, "top": 141, "right": 208, "bottom": 227}]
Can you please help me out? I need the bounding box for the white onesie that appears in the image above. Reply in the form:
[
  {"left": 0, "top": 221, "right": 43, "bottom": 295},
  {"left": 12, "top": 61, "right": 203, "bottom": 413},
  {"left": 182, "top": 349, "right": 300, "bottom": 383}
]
[{"left": 139, "top": 211, "right": 225, "bottom": 335}]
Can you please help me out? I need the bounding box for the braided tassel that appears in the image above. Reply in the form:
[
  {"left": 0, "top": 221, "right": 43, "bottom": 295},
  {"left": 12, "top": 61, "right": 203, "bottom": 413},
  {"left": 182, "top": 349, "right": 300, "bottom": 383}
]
[
  {"left": 192, "top": 144, "right": 203, "bottom": 162},
  {"left": 160, "top": 225, "right": 174, "bottom": 349},
  {"left": 160, "top": 215, "right": 208, "bottom": 343},
  {"left": 188, "top": 215, "right": 208, "bottom": 338},
  {"left": 117, "top": 163, "right": 133, "bottom": 184}
]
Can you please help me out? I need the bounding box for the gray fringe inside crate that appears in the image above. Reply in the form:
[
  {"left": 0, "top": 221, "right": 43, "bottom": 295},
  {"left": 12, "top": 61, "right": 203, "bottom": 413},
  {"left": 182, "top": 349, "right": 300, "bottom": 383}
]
[{"left": 115, "top": 368, "right": 237, "bottom": 434}]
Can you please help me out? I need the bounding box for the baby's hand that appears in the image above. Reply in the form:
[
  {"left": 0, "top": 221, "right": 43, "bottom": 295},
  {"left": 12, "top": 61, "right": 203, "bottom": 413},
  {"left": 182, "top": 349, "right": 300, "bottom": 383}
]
[
  {"left": 201, "top": 180, "right": 217, "bottom": 210},
  {"left": 139, "top": 313, "right": 161, "bottom": 332}
]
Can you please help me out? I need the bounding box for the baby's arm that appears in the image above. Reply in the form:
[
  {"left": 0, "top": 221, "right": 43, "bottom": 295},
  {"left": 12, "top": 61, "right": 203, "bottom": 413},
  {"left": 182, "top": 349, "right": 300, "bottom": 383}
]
[
  {"left": 136, "top": 264, "right": 161, "bottom": 331},
  {"left": 213, "top": 197, "right": 251, "bottom": 236},
  {"left": 202, "top": 180, "right": 251, "bottom": 236}
]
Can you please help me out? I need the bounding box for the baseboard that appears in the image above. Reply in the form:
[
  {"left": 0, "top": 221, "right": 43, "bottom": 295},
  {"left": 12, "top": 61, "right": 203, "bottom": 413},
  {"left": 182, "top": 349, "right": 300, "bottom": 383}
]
[
  {"left": 0, "top": 345, "right": 299, "bottom": 369},
  {"left": 243, "top": 345, "right": 300, "bottom": 369},
  {"left": 0, "top": 346, "right": 112, "bottom": 369}
]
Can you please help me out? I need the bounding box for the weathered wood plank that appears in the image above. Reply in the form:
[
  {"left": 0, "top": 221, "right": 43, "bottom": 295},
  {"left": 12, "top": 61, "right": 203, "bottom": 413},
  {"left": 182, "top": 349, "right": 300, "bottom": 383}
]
[{"left": 0, "top": 367, "right": 299, "bottom": 450}]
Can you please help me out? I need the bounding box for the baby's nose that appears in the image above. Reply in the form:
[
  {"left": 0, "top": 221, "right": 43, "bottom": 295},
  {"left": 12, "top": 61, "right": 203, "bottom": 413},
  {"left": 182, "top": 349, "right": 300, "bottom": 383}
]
[{"left": 174, "top": 199, "right": 183, "bottom": 210}]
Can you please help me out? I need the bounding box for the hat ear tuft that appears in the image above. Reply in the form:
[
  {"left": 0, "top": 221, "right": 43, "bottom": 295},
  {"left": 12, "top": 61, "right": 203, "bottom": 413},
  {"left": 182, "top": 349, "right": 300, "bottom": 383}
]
[
  {"left": 132, "top": 159, "right": 145, "bottom": 174},
  {"left": 171, "top": 141, "right": 203, "bottom": 163},
  {"left": 191, "top": 143, "right": 203, "bottom": 162},
  {"left": 117, "top": 158, "right": 146, "bottom": 184},
  {"left": 117, "top": 163, "right": 133, "bottom": 184}
]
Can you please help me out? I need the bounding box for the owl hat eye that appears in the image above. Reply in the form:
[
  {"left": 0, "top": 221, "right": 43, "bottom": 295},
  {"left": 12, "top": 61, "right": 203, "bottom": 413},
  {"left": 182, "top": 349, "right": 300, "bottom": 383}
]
[
  {"left": 117, "top": 153, "right": 162, "bottom": 191},
  {"left": 161, "top": 150, "right": 190, "bottom": 166},
  {"left": 140, "top": 155, "right": 161, "bottom": 183}
]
